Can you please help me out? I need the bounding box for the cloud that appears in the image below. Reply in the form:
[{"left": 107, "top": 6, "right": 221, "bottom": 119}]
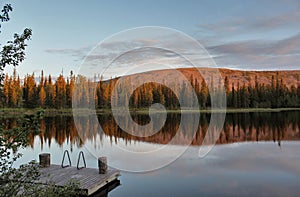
[
  {"left": 196, "top": 6, "right": 300, "bottom": 70},
  {"left": 250, "top": 9, "right": 300, "bottom": 31},
  {"left": 81, "top": 34, "right": 213, "bottom": 66},
  {"left": 198, "top": 8, "right": 300, "bottom": 37},
  {"left": 207, "top": 33, "right": 300, "bottom": 70},
  {"left": 270, "top": 33, "right": 300, "bottom": 55},
  {"left": 45, "top": 46, "right": 93, "bottom": 61},
  {"left": 45, "top": 21, "right": 300, "bottom": 73}
]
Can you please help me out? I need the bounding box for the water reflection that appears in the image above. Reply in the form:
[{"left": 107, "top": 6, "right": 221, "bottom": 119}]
[
  {"left": 1, "top": 111, "right": 299, "bottom": 149},
  {"left": 3, "top": 111, "right": 300, "bottom": 196}
]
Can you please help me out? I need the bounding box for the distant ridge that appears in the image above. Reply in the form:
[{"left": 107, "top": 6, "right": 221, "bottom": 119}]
[{"left": 121, "top": 68, "right": 300, "bottom": 89}]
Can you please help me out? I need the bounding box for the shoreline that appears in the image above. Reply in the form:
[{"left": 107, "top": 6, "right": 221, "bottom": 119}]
[{"left": 0, "top": 107, "right": 300, "bottom": 117}]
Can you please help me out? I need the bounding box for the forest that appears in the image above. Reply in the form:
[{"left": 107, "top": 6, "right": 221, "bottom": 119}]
[{"left": 1, "top": 69, "right": 300, "bottom": 109}]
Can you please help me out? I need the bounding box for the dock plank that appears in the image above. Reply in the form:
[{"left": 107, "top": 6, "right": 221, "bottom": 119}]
[{"left": 38, "top": 165, "right": 120, "bottom": 196}]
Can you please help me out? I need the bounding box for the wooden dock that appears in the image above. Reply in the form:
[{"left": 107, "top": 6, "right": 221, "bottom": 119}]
[
  {"left": 38, "top": 164, "right": 120, "bottom": 196},
  {"left": 37, "top": 153, "right": 120, "bottom": 196}
]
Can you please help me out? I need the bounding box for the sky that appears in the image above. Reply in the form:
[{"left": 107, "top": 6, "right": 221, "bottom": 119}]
[{"left": 1, "top": 0, "right": 300, "bottom": 77}]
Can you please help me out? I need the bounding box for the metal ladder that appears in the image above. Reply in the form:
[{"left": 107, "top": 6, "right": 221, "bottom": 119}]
[{"left": 61, "top": 150, "right": 86, "bottom": 170}]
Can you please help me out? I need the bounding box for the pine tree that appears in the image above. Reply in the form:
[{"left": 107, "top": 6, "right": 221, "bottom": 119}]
[
  {"left": 241, "top": 83, "right": 249, "bottom": 108},
  {"left": 38, "top": 70, "right": 45, "bottom": 108},
  {"left": 199, "top": 79, "right": 208, "bottom": 109},
  {"left": 237, "top": 82, "right": 241, "bottom": 108},
  {"left": 2, "top": 74, "right": 9, "bottom": 106},
  {"left": 23, "top": 73, "right": 37, "bottom": 108},
  {"left": 39, "top": 86, "right": 46, "bottom": 107},
  {"left": 45, "top": 75, "right": 56, "bottom": 108},
  {"left": 55, "top": 74, "right": 67, "bottom": 108},
  {"left": 66, "top": 71, "right": 75, "bottom": 108},
  {"left": 8, "top": 69, "right": 21, "bottom": 107},
  {"left": 76, "top": 75, "right": 89, "bottom": 107},
  {"left": 231, "top": 83, "right": 237, "bottom": 108},
  {"left": 16, "top": 75, "right": 22, "bottom": 107},
  {"left": 224, "top": 76, "right": 230, "bottom": 95}
]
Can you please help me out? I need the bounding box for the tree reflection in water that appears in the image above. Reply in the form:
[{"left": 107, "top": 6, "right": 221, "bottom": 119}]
[{"left": 1, "top": 111, "right": 299, "bottom": 149}]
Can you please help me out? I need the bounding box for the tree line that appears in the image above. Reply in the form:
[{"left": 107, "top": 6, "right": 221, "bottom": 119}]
[
  {"left": 3, "top": 111, "right": 298, "bottom": 149},
  {"left": 1, "top": 70, "right": 300, "bottom": 109}
]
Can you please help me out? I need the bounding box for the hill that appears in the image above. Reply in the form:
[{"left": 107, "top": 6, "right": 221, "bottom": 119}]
[{"left": 124, "top": 68, "right": 300, "bottom": 89}]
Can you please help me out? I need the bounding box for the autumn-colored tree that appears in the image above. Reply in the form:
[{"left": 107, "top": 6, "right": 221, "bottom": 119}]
[
  {"left": 23, "top": 73, "right": 37, "bottom": 108},
  {"left": 152, "top": 83, "right": 165, "bottom": 106},
  {"left": 224, "top": 76, "right": 230, "bottom": 95},
  {"left": 66, "top": 71, "right": 75, "bottom": 108},
  {"left": 0, "top": 68, "right": 299, "bottom": 109},
  {"left": 231, "top": 83, "right": 237, "bottom": 108},
  {"left": 55, "top": 74, "right": 67, "bottom": 108},
  {"left": 38, "top": 70, "right": 46, "bottom": 107},
  {"left": 45, "top": 75, "right": 56, "bottom": 108},
  {"left": 76, "top": 75, "right": 89, "bottom": 107},
  {"left": 199, "top": 79, "right": 208, "bottom": 109},
  {"left": 2, "top": 74, "right": 9, "bottom": 106}
]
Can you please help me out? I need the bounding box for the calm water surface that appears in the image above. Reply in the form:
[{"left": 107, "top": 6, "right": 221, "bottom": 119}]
[{"left": 3, "top": 111, "right": 300, "bottom": 196}]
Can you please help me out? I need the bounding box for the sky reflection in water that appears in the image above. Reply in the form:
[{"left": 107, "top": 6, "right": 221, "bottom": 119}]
[{"left": 8, "top": 111, "right": 300, "bottom": 196}]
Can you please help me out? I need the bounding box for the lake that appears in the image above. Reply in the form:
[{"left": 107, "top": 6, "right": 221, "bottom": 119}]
[{"left": 4, "top": 110, "right": 300, "bottom": 196}]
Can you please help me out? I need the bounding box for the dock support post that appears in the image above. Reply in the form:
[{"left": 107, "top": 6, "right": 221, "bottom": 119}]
[
  {"left": 39, "top": 153, "right": 50, "bottom": 168},
  {"left": 98, "top": 157, "right": 107, "bottom": 174}
]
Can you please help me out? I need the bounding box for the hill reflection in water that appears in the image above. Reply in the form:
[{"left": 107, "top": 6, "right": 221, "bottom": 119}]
[{"left": 2, "top": 111, "right": 299, "bottom": 150}]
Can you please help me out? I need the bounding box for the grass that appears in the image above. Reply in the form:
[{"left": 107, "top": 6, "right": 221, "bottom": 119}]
[
  {"left": 0, "top": 107, "right": 300, "bottom": 118},
  {"left": 130, "top": 107, "right": 300, "bottom": 114}
]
